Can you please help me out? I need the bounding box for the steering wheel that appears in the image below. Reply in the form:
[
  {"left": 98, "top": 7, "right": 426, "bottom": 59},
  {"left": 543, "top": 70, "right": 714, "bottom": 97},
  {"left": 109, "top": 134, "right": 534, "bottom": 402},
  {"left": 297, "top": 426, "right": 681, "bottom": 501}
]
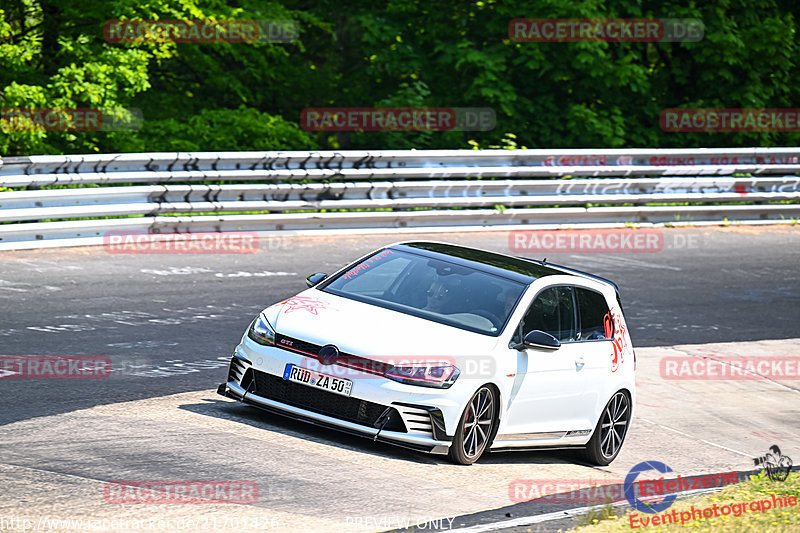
[{"left": 472, "top": 309, "right": 501, "bottom": 327}]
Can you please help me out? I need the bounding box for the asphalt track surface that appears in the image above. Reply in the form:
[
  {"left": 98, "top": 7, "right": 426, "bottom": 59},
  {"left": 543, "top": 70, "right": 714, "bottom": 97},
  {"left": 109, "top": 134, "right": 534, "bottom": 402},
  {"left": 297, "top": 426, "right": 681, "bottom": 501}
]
[{"left": 1, "top": 226, "right": 799, "bottom": 532}]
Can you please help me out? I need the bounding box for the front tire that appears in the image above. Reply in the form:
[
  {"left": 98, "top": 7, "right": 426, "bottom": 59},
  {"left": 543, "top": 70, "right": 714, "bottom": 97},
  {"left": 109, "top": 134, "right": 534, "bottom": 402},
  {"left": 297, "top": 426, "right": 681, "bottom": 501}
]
[
  {"left": 579, "top": 390, "right": 631, "bottom": 466},
  {"left": 448, "top": 385, "right": 497, "bottom": 465}
]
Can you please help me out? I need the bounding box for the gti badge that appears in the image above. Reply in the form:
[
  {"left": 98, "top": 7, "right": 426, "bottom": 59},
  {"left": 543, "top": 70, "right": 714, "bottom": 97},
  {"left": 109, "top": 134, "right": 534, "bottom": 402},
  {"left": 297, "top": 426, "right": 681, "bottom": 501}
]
[{"left": 318, "top": 345, "right": 339, "bottom": 366}]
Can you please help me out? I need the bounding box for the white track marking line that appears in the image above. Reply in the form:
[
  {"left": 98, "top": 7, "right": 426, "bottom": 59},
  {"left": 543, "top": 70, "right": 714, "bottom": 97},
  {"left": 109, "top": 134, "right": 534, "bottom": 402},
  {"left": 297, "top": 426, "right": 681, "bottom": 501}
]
[{"left": 635, "top": 417, "right": 754, "bottom": 458}]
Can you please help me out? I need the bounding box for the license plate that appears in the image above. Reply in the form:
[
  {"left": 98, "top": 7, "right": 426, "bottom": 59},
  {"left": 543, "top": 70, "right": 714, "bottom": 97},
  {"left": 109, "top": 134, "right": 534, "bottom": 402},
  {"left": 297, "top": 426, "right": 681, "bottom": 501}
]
[{"left": 282, "top": 364, "right": 353, "bottom": 397}]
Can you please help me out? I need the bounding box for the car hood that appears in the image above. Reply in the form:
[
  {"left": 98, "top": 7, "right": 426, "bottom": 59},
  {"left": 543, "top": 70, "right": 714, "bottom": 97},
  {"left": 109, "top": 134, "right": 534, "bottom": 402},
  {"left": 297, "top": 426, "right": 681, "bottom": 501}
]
[{"left": 266, "top": 288, "right": 500, "bottom": 357}]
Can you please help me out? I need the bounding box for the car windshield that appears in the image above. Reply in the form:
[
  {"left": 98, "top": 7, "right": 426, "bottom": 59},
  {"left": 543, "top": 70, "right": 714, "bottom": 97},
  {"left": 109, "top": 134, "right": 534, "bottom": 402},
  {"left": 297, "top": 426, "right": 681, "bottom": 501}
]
[{"left": 322, "top": 248, "right": 527, "bottom": 336}]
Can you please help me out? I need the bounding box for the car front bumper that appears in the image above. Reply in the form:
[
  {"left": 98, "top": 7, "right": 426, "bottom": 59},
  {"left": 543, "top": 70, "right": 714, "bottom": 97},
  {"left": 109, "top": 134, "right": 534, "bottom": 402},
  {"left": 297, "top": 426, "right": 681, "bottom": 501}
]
[{"left": 217, "top": 347, "right": 455, "bottom": 455}]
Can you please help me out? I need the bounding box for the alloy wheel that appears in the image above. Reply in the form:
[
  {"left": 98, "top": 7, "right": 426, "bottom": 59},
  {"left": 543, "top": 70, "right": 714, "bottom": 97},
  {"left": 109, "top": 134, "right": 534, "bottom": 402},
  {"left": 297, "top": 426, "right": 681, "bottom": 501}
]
[
  {"left": 599, "top": 391, "right": 629, "bottom": 459},
  {"left": 461, "top": 386, "right": 495, "bottom": 459}
]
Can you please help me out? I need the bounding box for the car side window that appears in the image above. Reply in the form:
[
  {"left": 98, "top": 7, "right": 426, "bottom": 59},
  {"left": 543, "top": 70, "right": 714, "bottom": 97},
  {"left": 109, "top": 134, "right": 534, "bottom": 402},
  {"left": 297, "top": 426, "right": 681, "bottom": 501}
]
[
  {"left": 575, "top": 287, "right": 613, "bottom": 341},
  {"left": 520, "top": 286, "right": 577, "bottom": 342}
]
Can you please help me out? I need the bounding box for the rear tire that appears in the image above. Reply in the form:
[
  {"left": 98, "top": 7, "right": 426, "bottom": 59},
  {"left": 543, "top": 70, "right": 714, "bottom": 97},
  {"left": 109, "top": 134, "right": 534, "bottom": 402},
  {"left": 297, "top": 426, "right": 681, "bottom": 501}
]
[
  {"left": 448, "top": 385, "right": 497, "bottom": 465},
  {"left": 579, "top": 390, "right": 631, "bottom": 466}
]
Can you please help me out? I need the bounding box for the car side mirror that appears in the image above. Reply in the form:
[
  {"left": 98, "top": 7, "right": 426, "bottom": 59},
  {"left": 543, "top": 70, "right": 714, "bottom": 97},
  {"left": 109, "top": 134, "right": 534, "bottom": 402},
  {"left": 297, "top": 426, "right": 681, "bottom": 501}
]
[
  {"left": 306, "top": 272, "right": 328, "bottom": 287},
  {"left": 522, "top": 330, "right": 561, "bottom": 350}
]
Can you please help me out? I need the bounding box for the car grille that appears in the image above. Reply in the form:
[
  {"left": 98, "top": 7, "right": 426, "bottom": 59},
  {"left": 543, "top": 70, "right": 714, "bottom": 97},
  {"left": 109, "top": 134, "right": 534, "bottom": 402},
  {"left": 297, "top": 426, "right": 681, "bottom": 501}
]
[
  {"left": 275, "top": 334, "right": 390, "bottom": 375},
  {"left": 250, "top": 368, "right": 406, "bottom": 433},
  {"left": 274, "top": 334, "right": 321, "bottom": 358}
]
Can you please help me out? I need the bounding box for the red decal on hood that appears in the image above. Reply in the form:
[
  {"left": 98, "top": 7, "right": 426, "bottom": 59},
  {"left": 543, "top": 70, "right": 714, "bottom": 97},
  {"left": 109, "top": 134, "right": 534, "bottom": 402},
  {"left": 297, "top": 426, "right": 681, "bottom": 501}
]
[{"left": 279, "top": 296, "right": 328, "bottom": 315}]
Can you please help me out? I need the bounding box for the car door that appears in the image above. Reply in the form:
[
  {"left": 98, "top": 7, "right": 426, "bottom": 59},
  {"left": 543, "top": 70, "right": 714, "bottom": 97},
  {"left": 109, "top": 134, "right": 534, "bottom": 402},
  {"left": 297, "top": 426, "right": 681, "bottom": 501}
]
[{"left": 503, "top": 285, "right": 592, "bottom": 436}]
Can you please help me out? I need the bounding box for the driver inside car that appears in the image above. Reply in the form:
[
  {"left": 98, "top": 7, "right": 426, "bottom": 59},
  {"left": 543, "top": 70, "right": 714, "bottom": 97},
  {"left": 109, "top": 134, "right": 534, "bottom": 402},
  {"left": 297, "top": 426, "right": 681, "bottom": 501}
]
[{"left": 425, "top": 278, "right": 459, "bottom": 314}]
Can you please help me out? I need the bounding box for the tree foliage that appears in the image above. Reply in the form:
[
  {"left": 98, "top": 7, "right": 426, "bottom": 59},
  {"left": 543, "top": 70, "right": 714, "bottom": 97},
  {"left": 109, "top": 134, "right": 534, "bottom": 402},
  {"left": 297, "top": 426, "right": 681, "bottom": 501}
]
[{"left": 1, "top": 0, "right": 799, "bottom": 155}]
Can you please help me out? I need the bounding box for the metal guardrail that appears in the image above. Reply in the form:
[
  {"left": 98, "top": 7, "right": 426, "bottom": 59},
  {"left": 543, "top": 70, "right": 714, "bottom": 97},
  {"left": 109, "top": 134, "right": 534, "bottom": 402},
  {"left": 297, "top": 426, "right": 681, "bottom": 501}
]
[
  {"left": 2, "top": 147, "right": 800, "bottom": 175},
  {"left": 1, "top": 148, "right": 800, "bottom": 250}
]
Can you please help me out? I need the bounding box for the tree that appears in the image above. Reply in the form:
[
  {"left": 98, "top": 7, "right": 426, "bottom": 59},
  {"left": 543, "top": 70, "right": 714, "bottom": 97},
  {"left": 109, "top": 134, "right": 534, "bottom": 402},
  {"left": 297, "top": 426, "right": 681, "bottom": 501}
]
[{"left": 2, "top": 0, "right": 799, "bottom": 156}]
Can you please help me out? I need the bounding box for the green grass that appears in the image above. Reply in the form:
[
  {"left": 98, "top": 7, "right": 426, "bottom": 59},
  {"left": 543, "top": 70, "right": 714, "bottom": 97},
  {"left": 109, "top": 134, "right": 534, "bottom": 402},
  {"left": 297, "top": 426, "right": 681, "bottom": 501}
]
[{"left": 571, "top": 471, "right": 800, "bottom": 533}]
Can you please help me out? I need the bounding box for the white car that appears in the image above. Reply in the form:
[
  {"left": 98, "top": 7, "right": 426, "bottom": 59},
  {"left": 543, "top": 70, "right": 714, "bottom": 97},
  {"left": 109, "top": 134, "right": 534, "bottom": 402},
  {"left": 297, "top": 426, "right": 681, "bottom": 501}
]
[{"left": 218, "top": 241, "right": 635, "bottom": 465}]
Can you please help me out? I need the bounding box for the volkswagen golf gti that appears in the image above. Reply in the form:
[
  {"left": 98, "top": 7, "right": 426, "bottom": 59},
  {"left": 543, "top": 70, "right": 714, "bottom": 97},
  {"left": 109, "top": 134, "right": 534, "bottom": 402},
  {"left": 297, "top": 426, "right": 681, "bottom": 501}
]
[{"left": 218, "top": 241, "right": 635, "bottom": 465}]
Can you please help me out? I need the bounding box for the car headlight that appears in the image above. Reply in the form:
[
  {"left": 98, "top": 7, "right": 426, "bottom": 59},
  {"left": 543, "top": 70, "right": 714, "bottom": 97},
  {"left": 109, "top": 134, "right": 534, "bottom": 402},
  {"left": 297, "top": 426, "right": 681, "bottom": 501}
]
[
  {"left": 384, "top": 362, "right": 460, "bottom": 389},
  {"left": 247, "top": 313, "right": 276, "bottom": 346}
]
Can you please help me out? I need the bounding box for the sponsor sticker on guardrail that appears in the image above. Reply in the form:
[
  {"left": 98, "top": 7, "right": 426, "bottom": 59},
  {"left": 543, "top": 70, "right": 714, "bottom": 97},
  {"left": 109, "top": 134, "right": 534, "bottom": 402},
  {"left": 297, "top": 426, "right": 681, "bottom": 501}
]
[
  {"left": 1, "top": 356, "right": 111, "bottom": 379},
  {"left": 660, "top": 356, "right": 800, "bottom": 380},
  {"left": 300, "top": 107, "right": 495, "bottom": 131},
  {"left": 509, "top": 18, "right": 703, "bottom": 42},
  {"left": 104, "top": 231, "right": 259, "bottom": 254},
  {"left": 103, "top": 480, "right": 258, "bottom": 504},
  {"left": 537, "top": 153, "right": 800, "bottom": 165}
]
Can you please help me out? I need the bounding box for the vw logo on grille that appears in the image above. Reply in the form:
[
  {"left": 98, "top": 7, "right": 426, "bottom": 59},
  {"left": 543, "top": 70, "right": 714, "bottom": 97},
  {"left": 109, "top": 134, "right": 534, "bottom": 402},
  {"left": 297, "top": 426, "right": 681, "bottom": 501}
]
[{"left": 318, "top": 345, "right": 339, "bottom": 366}]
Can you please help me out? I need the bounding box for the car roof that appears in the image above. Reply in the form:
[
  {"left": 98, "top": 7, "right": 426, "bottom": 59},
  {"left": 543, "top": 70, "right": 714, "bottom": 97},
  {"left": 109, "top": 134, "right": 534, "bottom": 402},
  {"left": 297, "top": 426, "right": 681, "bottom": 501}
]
[
  {"left": 389, "top": 241, "right": 621, "bottom": 298},
  {"left": 390, "top": 241, "right": 565, "bottom": 284}
]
